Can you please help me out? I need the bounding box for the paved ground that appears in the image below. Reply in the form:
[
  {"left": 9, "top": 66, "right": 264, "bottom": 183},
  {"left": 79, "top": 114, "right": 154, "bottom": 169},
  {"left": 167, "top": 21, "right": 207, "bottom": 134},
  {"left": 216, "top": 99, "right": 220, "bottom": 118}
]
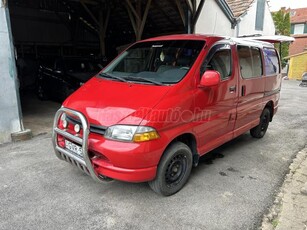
[
  {"left": 262, "top": 147, "right": 307, "bottom": 230},
  {"left": 1, "top": 80, "right": 307, "bottom": 230}
]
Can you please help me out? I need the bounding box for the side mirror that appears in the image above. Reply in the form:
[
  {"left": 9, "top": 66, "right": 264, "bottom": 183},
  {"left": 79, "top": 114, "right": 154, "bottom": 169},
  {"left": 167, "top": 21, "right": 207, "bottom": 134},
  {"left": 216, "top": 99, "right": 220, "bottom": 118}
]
[{"left": 199, "top": 70, "right": 220, "bottom": 87}]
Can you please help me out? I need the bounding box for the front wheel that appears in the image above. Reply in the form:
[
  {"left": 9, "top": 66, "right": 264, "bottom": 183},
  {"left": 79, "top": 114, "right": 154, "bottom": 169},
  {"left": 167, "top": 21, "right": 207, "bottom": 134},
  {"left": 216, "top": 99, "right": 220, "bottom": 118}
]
[
  {"left": 148, "top": 142, "right": 192, "bottom": 196},
  {"left": 250, "top": 108, "right": 271, "bottom": 138}
]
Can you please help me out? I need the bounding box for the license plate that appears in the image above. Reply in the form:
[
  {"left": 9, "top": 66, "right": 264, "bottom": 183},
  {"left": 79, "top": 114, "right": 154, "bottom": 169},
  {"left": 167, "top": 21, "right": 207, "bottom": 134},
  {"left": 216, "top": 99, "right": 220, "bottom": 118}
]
[{"left": 65, "top": 140, "right": 83, "bottom": 158}]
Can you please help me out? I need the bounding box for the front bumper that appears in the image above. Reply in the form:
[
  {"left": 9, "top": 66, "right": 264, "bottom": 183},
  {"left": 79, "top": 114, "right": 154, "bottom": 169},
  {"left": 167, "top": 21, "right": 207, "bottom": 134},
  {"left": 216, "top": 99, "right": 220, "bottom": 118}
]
[{"left": 52, "top": 107, "right": 158, "bottom": 183}]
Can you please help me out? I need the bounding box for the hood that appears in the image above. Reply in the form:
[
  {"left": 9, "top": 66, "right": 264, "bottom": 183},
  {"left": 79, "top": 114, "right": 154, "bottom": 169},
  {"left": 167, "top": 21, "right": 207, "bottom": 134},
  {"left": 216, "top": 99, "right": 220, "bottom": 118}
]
[{"left": 63, "top": 77, "right": 170, "bottom": 127}]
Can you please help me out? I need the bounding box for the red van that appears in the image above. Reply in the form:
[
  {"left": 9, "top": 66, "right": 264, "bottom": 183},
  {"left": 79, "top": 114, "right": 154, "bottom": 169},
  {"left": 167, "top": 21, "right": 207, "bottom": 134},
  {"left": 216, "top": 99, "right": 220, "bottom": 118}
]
[{"left": 52, "top": 34, "right": 281, "bottom": 196}]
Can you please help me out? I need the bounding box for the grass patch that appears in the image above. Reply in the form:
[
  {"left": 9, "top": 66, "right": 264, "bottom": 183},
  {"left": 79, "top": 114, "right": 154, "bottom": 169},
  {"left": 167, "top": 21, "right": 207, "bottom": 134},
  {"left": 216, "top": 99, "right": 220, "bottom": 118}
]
[{"left": 272, "top": 219, "right": 279, "bottom": 228}]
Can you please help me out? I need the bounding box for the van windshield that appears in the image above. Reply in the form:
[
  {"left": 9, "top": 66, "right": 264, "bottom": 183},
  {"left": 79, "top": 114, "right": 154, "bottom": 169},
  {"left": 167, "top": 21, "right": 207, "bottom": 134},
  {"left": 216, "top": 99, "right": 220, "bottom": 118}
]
[{"left": 101, "top": 40, "right": 205, "bottom": 85}]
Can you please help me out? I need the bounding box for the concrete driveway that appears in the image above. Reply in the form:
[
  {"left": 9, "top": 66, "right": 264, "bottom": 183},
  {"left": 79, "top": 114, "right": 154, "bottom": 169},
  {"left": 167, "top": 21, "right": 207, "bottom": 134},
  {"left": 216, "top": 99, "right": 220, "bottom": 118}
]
[{"left": 1, "top": 80, "right": 307, "bottom": 230}]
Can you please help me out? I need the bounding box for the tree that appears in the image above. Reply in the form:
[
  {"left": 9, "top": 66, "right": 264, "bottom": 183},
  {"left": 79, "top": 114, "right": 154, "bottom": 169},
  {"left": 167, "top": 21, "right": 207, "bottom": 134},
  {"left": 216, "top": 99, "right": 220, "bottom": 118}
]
[{"left": 272, "top": 10, "right": 291, "bottom": 67}]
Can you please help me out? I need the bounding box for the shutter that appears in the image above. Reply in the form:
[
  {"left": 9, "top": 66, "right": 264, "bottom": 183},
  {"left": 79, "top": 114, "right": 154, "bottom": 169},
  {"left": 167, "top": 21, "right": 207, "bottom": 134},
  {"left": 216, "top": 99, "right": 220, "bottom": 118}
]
[
  {"left": 291, "top": 24, "right": 294, "bottom": 34},
  {"left": 255, "top": 0, "right": 265, "bottom": 31},
  {"left": 304, "top": 24, "right": 307, "bottom": 34}
]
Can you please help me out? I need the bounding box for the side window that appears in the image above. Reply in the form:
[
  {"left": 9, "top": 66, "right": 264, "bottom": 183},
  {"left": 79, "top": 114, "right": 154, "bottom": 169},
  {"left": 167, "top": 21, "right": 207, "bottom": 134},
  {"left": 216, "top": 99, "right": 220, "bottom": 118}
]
[
  {"left": 263, "top": 48, "right": 280, "bottom": 75},
  {"left": 238, "top": 45, "right": 263, "bottom": 79},
  {"left": 202, "top": 44, "right": 232, "bottom": 80},
  {"left": 251, "top": 47, "right": 263, "bottom": 77}
]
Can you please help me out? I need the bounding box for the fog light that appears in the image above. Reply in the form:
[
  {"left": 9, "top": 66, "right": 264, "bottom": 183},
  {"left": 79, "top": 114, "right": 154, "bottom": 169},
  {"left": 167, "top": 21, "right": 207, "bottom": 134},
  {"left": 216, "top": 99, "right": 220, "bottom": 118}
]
[
  {"left": 62, "top": 120, "right": 68, "bottom": 128},
  {"left": 74, "top": 124, "right": 81, "bottom": 133}
]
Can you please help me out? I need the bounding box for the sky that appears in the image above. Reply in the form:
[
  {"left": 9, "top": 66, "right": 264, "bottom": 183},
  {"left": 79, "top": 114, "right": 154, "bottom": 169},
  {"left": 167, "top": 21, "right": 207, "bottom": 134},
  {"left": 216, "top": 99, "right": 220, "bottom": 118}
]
[{"left": 268, "top": 0, "right": 307, "bottom": 11}]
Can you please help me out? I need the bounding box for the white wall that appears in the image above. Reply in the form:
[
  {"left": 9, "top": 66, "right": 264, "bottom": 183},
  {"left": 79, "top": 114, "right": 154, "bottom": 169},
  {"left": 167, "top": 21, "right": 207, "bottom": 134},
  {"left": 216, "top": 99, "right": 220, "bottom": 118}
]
[
  {"left": 0, "top": 3, "right": 22, "bottom": 143},
  {"left": 195, "top": 0, "right": 235, "bottom": 36},
  {"left": 237, "top": 1, "right": 275, "bottom": 37}
]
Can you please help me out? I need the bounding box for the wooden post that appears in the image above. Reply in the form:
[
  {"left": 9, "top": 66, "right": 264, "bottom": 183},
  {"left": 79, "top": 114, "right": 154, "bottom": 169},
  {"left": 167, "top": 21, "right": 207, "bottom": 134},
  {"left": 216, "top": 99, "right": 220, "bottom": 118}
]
[
  {"left": 80, "top": 0, "right": 110, "bottom": 56},
  {"left": 125, "top": 0, "right": 152, "bottom": 41},
  {"left": 98, "top": 8, "right": 110, "bottom": 56}
]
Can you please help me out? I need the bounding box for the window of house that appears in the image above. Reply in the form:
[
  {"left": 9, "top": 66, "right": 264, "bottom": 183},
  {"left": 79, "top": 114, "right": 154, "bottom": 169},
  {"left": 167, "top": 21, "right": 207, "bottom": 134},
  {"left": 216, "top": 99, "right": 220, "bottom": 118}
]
[
  {"left": 293, "top": 24, "right": 305, "bottom": 35},
  {"left": 255, "top": 0, "right": 265, "bottom": 31},
  {"left": 238, "top": 45, "right": 263, "bottom": 79},
  {"left": 263, "top": 48, "right": 280, "bottom": 75},
  {"left": 202, "top": 44, "right": 232, "bottom": 80}
]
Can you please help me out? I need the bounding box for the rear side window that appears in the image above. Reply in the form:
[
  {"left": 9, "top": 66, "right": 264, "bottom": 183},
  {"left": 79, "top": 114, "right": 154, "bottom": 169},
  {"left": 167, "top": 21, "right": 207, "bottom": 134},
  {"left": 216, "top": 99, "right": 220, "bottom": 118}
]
[
  {"left": 238, "top": 45, "right": 263, "bottom": 79},
  {"left": 263, "top": 48, "right": 280, "bottom": 75}
]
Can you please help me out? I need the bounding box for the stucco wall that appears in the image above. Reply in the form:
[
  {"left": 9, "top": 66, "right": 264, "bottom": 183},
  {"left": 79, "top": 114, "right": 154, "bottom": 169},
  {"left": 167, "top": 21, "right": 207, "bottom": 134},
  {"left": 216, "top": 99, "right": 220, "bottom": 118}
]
[
  {"left": 195, "top": 0, "right": 235, "bottom": 36},
  {"left": 237, "top": 1, "right": 275, "bottom": 37},
  {"left": 0, "top": 3, "right": 22, "bottom": 143},
  {"left": 288, "top": 53, "right": 307, "bottom": 80}
]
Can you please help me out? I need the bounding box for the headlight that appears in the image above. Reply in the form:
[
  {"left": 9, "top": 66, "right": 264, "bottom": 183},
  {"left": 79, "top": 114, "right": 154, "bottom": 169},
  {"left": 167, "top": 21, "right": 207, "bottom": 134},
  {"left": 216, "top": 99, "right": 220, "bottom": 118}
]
[{"left": 104, "top": 125, "right": 159, "bottom": 142}]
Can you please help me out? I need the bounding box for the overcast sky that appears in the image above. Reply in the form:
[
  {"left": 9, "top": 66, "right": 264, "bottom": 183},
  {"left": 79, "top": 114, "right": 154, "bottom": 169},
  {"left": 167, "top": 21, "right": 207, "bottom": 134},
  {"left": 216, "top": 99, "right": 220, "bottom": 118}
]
[{"left": 268, "top": 0, "right": 307, "bottom": 11}]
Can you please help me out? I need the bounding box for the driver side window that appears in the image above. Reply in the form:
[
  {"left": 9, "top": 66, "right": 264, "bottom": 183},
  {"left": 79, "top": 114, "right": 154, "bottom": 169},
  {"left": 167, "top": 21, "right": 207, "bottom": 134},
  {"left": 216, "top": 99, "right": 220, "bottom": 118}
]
[{"left": 202, "top": 44, "right": 232, "bottom": 80}]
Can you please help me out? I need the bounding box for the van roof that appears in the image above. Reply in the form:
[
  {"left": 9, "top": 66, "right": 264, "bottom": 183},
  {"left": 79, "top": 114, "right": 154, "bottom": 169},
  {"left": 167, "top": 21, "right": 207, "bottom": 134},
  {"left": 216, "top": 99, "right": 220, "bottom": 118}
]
[{"left": 141, "top": 34, "right": 275, "bottom": 49}]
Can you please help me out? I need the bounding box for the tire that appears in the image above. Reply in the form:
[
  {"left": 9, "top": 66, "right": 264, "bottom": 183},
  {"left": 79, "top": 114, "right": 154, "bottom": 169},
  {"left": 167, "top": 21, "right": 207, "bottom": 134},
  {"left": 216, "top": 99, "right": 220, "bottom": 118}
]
[
  {"left": 149, "top": 142, "right": 193, "bottom": 196},
  {"left": 250, "top": 108, "right": 271, "bottom": 138}
]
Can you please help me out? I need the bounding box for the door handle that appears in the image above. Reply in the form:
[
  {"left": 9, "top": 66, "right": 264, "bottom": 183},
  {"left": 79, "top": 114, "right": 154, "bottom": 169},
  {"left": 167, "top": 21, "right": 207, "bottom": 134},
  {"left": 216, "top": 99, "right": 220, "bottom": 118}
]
[
  {"left": 241, "top": 85, "right": 246, "bottom": 96},
  {"left": 229, "top": 85, "right": 236, "bottom": 93}
]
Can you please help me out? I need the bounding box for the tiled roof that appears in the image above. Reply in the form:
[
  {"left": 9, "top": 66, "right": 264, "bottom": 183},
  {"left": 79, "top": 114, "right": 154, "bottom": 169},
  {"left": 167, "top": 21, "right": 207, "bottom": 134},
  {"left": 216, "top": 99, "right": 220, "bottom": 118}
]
[
  {"left": 225, "top": 0, "right": 255, "bottom": 18},
  {"left": 290, "top": 8, "right": 307, "bottom": 24}
]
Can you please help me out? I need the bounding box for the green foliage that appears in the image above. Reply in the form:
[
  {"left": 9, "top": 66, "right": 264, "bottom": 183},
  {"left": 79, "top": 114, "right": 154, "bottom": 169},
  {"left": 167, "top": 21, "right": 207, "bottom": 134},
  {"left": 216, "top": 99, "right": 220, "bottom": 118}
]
[
  {"left": 272, "top": 219, "right": 279, "bottom": 228},
  {"left": 272, "top": 10, "right": 291, "bottom": 67}
]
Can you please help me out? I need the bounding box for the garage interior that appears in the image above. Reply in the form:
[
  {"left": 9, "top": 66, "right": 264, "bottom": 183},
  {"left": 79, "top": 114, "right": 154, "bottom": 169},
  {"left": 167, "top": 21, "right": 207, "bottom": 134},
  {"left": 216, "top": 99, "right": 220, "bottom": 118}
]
[{"left": 8, "top": 0, "right": 205, "bottom": 136}]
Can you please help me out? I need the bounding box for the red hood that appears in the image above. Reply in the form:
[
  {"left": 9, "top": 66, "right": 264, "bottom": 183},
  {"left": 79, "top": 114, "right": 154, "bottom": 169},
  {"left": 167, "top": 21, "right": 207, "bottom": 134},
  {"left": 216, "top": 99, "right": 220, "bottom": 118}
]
[{"left": 63, "top": 77, "right": 170, "bottom": 127}]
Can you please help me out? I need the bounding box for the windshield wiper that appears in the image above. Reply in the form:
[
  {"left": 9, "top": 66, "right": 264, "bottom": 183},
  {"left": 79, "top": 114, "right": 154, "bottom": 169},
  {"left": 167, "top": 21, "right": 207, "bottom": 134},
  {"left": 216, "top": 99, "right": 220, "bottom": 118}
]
[
  {"left": 99, "top": 72, "right": 128, "bottom": 82},
  {"left": 123, "top": 76, "right": 164, "bottom": 86}
]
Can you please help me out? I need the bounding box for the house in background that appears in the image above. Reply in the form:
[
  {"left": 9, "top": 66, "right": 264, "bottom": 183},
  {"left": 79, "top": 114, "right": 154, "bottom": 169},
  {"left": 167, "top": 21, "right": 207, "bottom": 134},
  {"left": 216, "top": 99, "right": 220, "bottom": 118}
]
[
  {"left": 285, "top": 51, "right": 307, "bottom": 80},
  {"left": 289, "top": 7, "right": 307, "bottom": 55},
  {"left": 283, "top": 7, "right": 307, "bottom": 80},
  {"left": 195, "top": 0, "right": 275, "bottom": 37},
  {"left": 227, "top": 0, "right": 275, "bottom": 37}
]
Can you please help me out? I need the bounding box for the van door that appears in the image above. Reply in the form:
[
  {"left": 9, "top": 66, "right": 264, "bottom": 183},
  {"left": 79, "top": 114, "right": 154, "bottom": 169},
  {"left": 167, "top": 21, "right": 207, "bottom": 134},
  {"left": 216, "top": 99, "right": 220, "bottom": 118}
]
[
  {"left": 195, "top": 43, "right": 238, "bottom": 154},
  {"left": 234, "top": 45, "right": 265, "bottom": 136}
]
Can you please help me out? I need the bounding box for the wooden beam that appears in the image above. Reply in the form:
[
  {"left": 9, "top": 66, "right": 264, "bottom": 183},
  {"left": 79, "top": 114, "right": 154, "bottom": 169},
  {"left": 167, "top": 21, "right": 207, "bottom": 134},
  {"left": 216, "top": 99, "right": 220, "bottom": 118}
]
[
  {"left": 153, "top": 0, "right": 177, "bottom": 27},
  {"left": 80, "top": 0, "right": 99, "bottom": 26},
  {"left": 175, "top": 0, "right": 186, "bottom": 27},
  {"left": 139, "top": 0, "right": 152, "bottom": 39},
  {"left": 125, "top": 3, "right": 137, "bottom": 35},
  {"left": 125, "top": 0, "right": 152, "bottom": 41},
  {"left": 102, "top": 8, "right": 110, "bottom": 35},
  {"left": 185, "top": 0, "right": 193, "bottom": 13},
  {"left": 125, "top": 0, "right": 141, "bottom": 22},
  {"left": 193, "top": 0, "right": 205, "bottom": 26}
]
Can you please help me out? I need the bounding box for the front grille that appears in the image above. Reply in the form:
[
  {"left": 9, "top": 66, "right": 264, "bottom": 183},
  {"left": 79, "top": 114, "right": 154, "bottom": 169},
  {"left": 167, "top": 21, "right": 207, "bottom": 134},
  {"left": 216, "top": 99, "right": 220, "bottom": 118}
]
[
  {"left": 67, "top": 115, "right": 107, "bottom": 135},
  {"left": 60, "top": 152, "right": 90, "bottom": 175}
]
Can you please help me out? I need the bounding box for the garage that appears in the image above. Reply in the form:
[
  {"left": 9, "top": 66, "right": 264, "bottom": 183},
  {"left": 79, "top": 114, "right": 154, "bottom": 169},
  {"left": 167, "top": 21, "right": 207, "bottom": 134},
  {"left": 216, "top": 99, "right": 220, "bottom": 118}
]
[{"left": 1, "top": 0, "right": 207, "bottom": 142}]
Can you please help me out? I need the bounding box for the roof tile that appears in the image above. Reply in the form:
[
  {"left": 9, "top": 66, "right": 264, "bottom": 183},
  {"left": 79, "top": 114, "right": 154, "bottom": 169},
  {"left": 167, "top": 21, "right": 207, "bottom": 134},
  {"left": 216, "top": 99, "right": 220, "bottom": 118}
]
[
  {"left": 290, "top": 8, "right": 307, "bottom": 24},
  {"left": 225, "top": 0, "right": 255, "bottom": 18}
]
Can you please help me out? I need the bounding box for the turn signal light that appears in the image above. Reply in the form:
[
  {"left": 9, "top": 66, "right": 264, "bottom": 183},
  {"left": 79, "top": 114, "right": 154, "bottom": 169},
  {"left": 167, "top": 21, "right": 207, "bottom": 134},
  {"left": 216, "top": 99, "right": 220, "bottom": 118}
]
[{"left": 133, "top": 131, "right": 159, "bottom": 142}]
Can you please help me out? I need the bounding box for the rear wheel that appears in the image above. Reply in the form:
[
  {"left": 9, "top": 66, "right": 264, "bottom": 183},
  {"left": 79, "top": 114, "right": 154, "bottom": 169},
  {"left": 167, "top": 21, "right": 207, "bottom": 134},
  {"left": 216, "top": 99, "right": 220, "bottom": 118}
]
[
  {"left": 149, "top": 142, "right": 192, "bottom": 196},
  {"left": 250, "top": 108, "right": 271, "bottom": 138}
]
